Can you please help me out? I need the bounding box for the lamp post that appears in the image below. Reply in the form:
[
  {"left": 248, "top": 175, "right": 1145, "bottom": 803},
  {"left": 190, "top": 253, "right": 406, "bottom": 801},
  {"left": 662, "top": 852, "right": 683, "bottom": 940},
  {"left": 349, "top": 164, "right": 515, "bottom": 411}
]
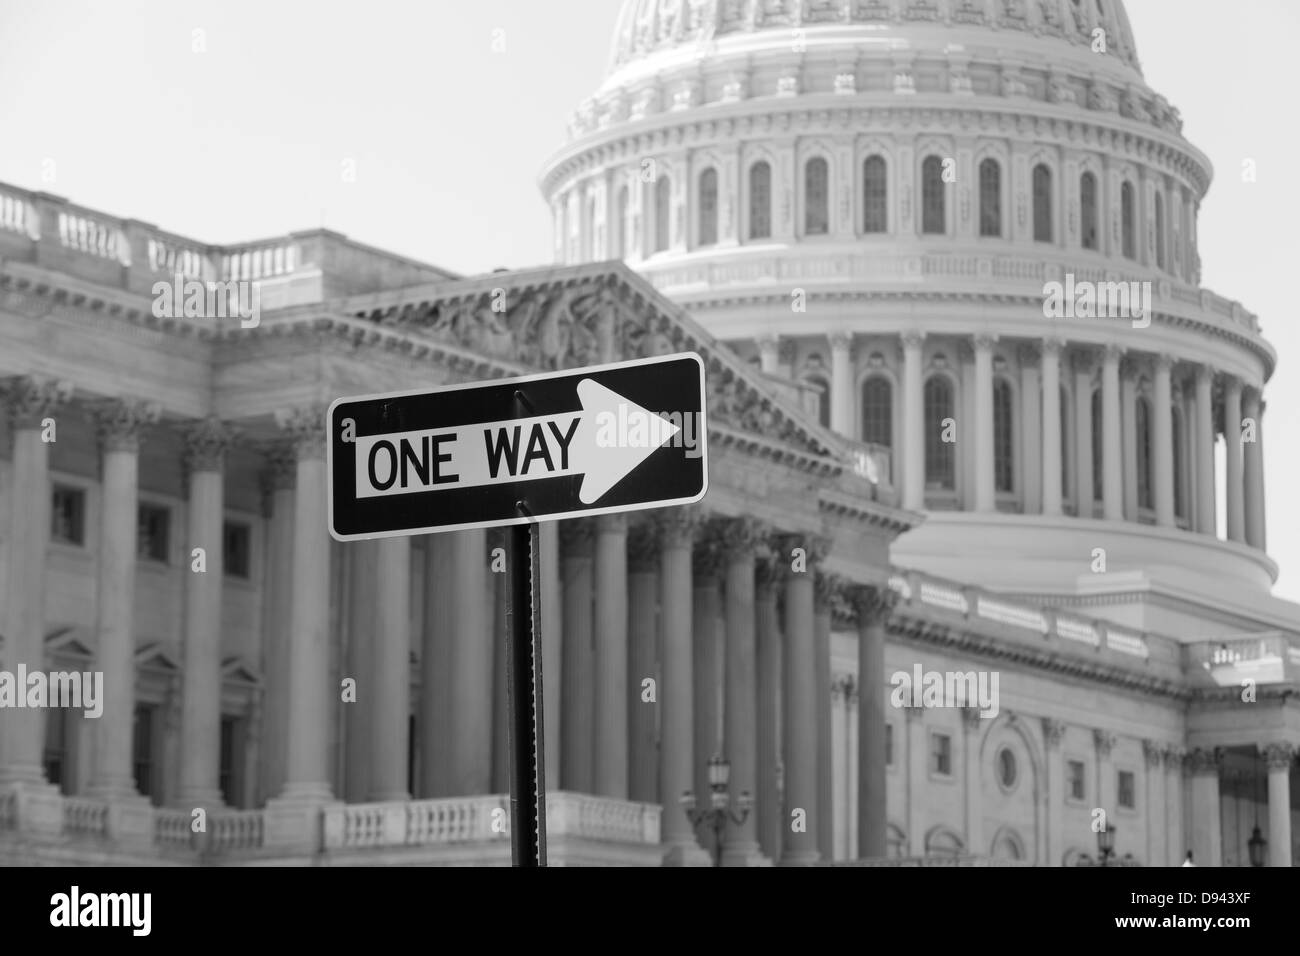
[
  {"left": 681, "top": 754, "right": 752, "bottom": 867},
  {"left": 1248, "top": 749, "right": 1268, "bottom": 867},
  {"left": 1096, "top": 823, "right": 1116, "bottom": 867}
]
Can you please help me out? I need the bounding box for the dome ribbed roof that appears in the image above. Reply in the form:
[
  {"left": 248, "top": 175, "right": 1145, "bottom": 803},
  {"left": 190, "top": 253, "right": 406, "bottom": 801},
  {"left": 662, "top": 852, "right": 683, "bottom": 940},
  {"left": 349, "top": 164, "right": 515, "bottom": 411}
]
[{"left": 608, "top": 0, "right": 1140, "bottom": 77}]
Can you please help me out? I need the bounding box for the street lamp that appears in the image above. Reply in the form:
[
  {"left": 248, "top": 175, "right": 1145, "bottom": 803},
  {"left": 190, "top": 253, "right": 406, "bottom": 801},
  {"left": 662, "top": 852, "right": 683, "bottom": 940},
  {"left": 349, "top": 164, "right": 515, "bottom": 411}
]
[
  {"left": 681, "top": 754, "right": 752, "bottom": 867},
  {"left": 1096, "top": 823, "right": 1116, "bottom": 867},
  {"left": 1248, "top": 749, "right": 1268, "bottom": 867}
]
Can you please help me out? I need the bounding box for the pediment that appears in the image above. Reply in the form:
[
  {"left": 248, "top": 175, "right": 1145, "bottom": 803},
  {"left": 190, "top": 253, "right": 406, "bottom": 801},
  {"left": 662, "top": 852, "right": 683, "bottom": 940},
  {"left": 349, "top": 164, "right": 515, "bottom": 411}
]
[
  {"left": 135, "top": 642, "right": 182, "bottom": 672},
  {"left": 221, "top": 655, "right": 261, "bottom": 686}
]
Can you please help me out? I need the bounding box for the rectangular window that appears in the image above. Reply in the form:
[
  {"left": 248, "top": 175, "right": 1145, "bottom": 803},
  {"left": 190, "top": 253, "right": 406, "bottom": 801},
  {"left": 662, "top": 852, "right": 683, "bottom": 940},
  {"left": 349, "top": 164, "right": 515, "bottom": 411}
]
[
  {"left": 1068, "top": 759, "right": 1086, "bottom": 801},
  {"left": 44, "top": 708, "right": 71, "bottom": 795},
  {"left": 137, "top": 503, "right": 170, "bottom": 562},
  {"left": 51, "top": 485, "right": 86, "bottom": 546},
  {"left": 930, "top": 732, "right": 952, "bottom": 776},
  {"left": 220, "top": 716, "right": 238, "bottom": 808},
  {"left": 224, "top": 521, "right": 251, "bottom": 579},
  {"left": 1118, "top": 769, "right": 1136, "bottom": 809}
]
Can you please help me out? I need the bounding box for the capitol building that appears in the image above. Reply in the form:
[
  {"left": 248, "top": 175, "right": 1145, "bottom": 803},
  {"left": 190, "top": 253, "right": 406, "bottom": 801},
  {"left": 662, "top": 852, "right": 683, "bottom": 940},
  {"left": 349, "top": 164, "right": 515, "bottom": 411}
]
[{"left": 1, "top": 0, "right": 1297, "bottom": 867}]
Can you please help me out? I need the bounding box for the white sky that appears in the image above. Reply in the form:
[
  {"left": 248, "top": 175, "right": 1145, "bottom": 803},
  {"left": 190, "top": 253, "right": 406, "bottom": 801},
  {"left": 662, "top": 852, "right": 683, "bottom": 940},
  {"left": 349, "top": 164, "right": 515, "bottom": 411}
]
[{"left": 1, "top": 0, "right": 1297, "bottom": 602}]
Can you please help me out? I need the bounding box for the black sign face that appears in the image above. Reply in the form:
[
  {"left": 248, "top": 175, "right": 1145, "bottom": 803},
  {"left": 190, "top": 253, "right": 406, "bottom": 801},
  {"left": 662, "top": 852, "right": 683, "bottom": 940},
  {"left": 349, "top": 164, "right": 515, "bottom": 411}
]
[{"left": 327, "top": 352, "right": 708, "bottom": 540}]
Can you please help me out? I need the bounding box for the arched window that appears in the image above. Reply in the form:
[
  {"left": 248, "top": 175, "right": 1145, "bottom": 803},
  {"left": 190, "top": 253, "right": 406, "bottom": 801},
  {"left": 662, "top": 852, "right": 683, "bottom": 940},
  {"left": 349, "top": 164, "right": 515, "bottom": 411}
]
[
  {"left": 925, "top": 828, "right": 964, "bottom": 859},
  {"left": 863, "top": 156, "right": 888, "bottom": 233},
  {"left": 921, "top": 155, "right": 945, "bottom": 234},
  {"left": 698, "top": 168, "right": 718, "bottom": 247},
  {"left": 612, "top": 185, "right": 628, "bottom": 259},
  {"left": 1080, "top": 172, "right": 1099, "bottom": 251},
  {"left": 861, "top": 376, "right": 892, "bottom": 448},
  {"left": 1154, "top": 191, "right": 1166, "bottom": 270},
  {"left": 1033, "top": 163, "right": 1053, "bottom": 242},
  {"left": 993, "top": 378, "right": 1014, "bottom": 493},
  {"left": 1121, "top": 181, "right": 1136, "bottom": 259},
  {"left": 1091, "top": 389, "right": 1103, "bottom": 502},
  {"left": 924, "top": 375, "right": 955, "bottom": 490},
  {"left": 1136, "top": 396, "right": 1153, "bottom": 510},
  {"left": 978, "top": 158, "right": 1001, "bottom": 237},
  {"left": 654, "top": 175, "right": 672, "bottom": 253},
  {"left": 991, "top": 829, "right": 1024, "bottom": 861},
  {"left": 1172, "top": 406, "right": 1186, "bottom": 519},
  {"left": 887, "top": 824, "right": 907, "bottom": 859},
  {"left": 805, "top": 157, "right": 829, "bottom": 235},
  {"left": 749, "top": 161, "right": 772, "bottom": 240},
  {"left": 1061, "top": 384, "right": 1072, "bottom": 502}
]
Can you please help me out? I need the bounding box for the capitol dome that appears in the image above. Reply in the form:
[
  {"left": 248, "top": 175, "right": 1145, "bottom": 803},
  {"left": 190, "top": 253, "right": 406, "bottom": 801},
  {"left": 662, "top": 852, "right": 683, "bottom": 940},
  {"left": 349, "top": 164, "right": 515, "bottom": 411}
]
[{"left": 539, "top": 0, "right": 1276, "bottom": 631}]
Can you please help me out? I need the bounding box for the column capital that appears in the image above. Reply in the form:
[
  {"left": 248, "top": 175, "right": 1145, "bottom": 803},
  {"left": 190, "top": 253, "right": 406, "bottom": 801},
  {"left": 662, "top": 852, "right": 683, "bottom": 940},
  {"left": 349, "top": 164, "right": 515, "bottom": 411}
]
[
  {"left": 1042, "top": 717, "right": 1066, "bottom": 750},
  {"left": 183, "top": 416, "right": 236, "bottom": 473},
  {"left": 559, "top": 516, "right": 596, "bottom": 556},
  {"left": 1142, "top": 739, "right": 1163, "bottom": 769},
  {"left": 260, "top": 440, "right": 298, "bottom": 495},
  {"left": 1185, "top": 746, "right": 1222, "bottom": 776},
  {"left": 1070, "top": 346, "right": 1097, "bottom": 375},
  {"left": 755, "top": 549, "right": 783, "bottom": 592},
  {"left": 847, "top": 583, "right": 896, "bottom": 626},
  {"left": 88, "top": 397, "right": 161, "bottom": 453},
  {"left": 274, "top": 404, "right": 328, "bottom": 461},
  {"left": 828, "top": 330, "right": 854, "bottom": 353},
  {"left": 1093, "top": 729, "right": 1116, "bottom": 757},
  {"left": 692, "top": 517, "right": 728, "bottom": 585},
  {"left": 717, "top": 515, "right": 768, "bottom": 558},
  {"left": 1195, "top": 361, "right": 1215, "bottom": 385},
  {"left": 653, "top": 504, "right": 703, "bottom": 550},
  {"left": 1102, "top": 343, "right": 1124, "bottom": 364},
  {"left": 626, "top": 519, "right": 659, "bottom": 572},
  {"left": 1042, "top": 337, "right": 1066, "bottom": 357},
  {"left": 774, "top": 532, "right": 831, "bottom": 578},
  {"left": 1221, "top": 373, "right": 1243, "bottom": 397},
  {"left": 900, "top": 329, "right": 925, "bottom": 350},
  {"left": 973, "top": 332, "right": 998, "bottom": 352},
  {"left": 813, "top": 570, "right": 845, "bottom": 614},
  {"left": 1154, "top": 352, "right": 1176, "bottom": 373},
  {"left": 1262, "top": 742, "right": 1295, "bottom": 772},
  {"left": 1016, "top": 342, "right": 1041, "bottom": 368},
  {"left": 1162, "top": 746, "right": 1186, "bottom": 772},
  {"left": 757, "top": 333, "right": 781, "bottom": 356},
  {"left": 4, "top": 375, "right": 74, "bottom": 430}
]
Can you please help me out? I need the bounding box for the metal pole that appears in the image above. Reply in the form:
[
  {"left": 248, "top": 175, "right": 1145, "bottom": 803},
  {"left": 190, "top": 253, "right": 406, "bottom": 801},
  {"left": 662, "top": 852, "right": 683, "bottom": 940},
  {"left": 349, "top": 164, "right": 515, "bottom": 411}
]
[{"left": 506, "top": 518, "right": 542, "bottom": 866}]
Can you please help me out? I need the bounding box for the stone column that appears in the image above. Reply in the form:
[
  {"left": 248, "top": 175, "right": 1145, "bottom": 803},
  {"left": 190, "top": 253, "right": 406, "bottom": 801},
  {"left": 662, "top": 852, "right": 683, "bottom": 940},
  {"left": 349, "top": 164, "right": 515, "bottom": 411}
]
[
  {"left": 901, "top": 331, "right": 925, "bottom": 511},
  {"left": 1041, "top": 339, "right": 1064, "bottom": 516},
  {"left": 720, "top": 517, "right": 766, "bottom": 866},
  {"left": 267, "top": 405, "right": 335, "bottom": 846},
  {"left": 626, "top": 521, "right": 659, "bottom": 804},
  {"left": 560, "top": 519, "right": 594, "bottom": 793},
  {"left": 258, "top": 445, "right": 295, "bottom": 804},
  {"left": 1042, "top": 718, "right": 1065, "bottom": 866},
  {"left": 1020, "top": 345, "right": 1042, "bottom": 514},
  {"left": 755, "top": 551, "right": 783, "bottom": 863},
  {"left": 1243, "top": 388, "right": 1266, "bottom": 550},
  {"left": 758, "top": 335, "right": 781, "bottom": 377},
  {"left": 369, "top": 536, "right": 411, "bottom": 802},
  {"left": 973, "top": 333, "right": 996, "bottom": 512},
  {"left": 1224, "top": 377, "right": 1245, "bottom": 543},
  {"left": 1120, "top": 363, "right": 1138, "bottom": 520},
  {"left": 1153, "top": 355, "right": 1176, "bottom": 527},
  {"left": 1101, "top": 345, "right": 1124, "bottom": 521},
  {"left": 1143, "top": 740, "right": 1166, "bottom": 867},
  {"left": 538, "top": 521, "right": 562, "bottom": 791},
  {"left": 779, "top": 533, "right": 825, "bottom": 866},
  {"left": 593, "top": 514, "right": 629, "bottom": 798},
  {"left": 1194, "top": 365, "right": 1216, "bottom": 536},
  {"left": 419, "top": 534, "right": 454, "bottom": 798},
  {"left": 813, "top": 572, "right": 836, "bottom": 862},
  {"left": 1163, "top": 747, "right": 1186, "bottom": 865},
  {"left": 962, "top": 707, "right": 983, "bottom": 856},
  {"left": 449, "top": 529, "right": 491, "bottom": 796},
  {"left": 344, "top": 540, "right": 377, "bottom": 803},
  {"left": 905, "top": 705, "right": 926, "bottom": 856},
  {"left": 1264, "top": 743, "right": 1293, "bottom": 868},
  {"left": 851, "top": 585, "right": 893, "bottom": 859},
  {"left": 79, "top": 401, "right": 153, "bottom": 802},
  {"left": 1073, "top": 349, "right": 1095, "bottom": 517},
  {"left": 692, "top": 522, "right": 724, "bottom": 859},
  {"left": 1187, "top": 747, "right": 1222, "bottom": 867},
  {"left": 830, "top": 332, "right": 854, "bottom": 437},
  {"left": 656, "top": 508, "right": 709, "bottom": 866},
  {"left": 1094, "top": 730, "right": 1116, "bottom": 828},
  {"left": 178, "top": 417, "right": 232, "bottom": 808}
]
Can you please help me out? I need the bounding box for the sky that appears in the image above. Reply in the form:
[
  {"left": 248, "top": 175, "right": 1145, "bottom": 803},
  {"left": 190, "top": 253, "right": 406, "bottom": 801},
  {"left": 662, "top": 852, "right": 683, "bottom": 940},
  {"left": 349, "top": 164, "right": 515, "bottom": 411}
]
[{"left": 1, "top": 0, "right": 1297, "bottom": 600}]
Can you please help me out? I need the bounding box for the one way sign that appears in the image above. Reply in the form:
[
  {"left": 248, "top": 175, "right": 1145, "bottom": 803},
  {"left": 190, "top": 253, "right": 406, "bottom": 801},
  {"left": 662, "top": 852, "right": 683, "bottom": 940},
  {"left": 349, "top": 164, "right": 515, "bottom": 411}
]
[{"left": 327, "top": 352, "right": 708, "bottom": 540}]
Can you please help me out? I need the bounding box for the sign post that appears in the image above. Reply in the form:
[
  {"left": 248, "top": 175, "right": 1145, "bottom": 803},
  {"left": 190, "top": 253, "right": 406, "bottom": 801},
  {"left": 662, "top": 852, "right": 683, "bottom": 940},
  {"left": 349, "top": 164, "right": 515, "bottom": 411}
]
[{"left": 327, "top": 352, "right": 708, "bottom": 866}]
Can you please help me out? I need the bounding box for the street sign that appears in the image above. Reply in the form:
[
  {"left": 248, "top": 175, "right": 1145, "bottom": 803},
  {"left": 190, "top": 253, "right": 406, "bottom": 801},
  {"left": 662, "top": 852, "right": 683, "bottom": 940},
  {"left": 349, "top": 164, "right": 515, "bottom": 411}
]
[{"left": 327, "top": 352, "right": 708, "bottom": 541}]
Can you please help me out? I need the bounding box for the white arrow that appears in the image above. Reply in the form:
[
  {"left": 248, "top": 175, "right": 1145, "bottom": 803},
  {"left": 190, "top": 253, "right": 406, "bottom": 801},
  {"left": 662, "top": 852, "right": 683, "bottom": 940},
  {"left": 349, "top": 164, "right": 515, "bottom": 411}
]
[{"left": 352, "top": 379, "right": 680, "bottom": 505}]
